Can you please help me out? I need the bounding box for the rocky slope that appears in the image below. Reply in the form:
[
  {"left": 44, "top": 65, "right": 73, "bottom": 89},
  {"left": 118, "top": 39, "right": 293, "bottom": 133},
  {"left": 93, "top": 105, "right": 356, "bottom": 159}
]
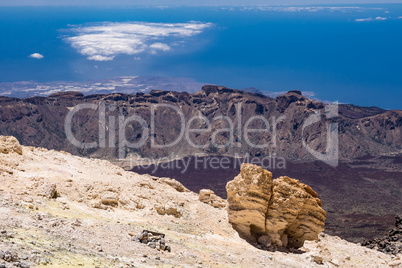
[
  {"left": 0, "top": 85, "right": 401, "bottom": 162},
  {"left": 0, "top": 136, "right": 401, "bottom": 267}
]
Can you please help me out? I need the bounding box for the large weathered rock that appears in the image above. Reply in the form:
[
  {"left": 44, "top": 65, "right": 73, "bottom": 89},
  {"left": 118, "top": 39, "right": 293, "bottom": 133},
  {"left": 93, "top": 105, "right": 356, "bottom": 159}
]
[
  {"left": 226, "top": 163, "right": 326, "bottom": 249},
  {"left": 0, "top": 136, "right": 22, "bottom": 155},
  {"left": 0, "top": 136, "right": 23, "bottom": 175}
]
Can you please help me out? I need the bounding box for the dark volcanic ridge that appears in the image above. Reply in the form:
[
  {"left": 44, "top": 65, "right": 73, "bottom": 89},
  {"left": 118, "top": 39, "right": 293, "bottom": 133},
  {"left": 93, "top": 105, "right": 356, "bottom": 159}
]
[{"left": 0, "top": 85, "right": 401, "bottom": 161}]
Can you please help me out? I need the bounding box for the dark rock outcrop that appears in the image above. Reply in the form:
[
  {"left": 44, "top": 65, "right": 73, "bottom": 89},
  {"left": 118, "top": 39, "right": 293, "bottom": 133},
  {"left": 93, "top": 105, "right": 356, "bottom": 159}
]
[{"left": 362, "top": 215, "right": 402, "bottom": 255}]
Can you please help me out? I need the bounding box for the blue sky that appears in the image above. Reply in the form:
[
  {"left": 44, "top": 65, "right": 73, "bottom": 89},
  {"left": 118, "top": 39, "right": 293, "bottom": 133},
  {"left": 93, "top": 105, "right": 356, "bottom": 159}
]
[
  {"left": 0, "top": 3, "right": 401, "bottom": 108},
  {"left": 1, "top": 0, "right": 402, "bottom": 6}
]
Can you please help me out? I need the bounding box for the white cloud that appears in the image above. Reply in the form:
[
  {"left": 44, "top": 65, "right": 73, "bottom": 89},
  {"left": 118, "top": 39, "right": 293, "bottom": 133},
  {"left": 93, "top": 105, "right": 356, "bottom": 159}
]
[
  {"left": 29, "top": 53, "right": 44, "bottom": 59},
  {"left": 88, "top": 55, "right": 115, "bottom": 61},
  {"left": 149, "top": 42, "right": 171, "bottom": 54},
  {"left": 398, "top": 16, "right": 402, "bottom": 19},
  {"left": 240, "top": 6, "right": 383, "bottom": 13},
  {"left": 355, "top": 18, "right": 370, "bottom": 22},
  {"left": 355, "top": 16, "right": 388, "bottom": 22},
  {"left": 65, "top": 21, "right": 213, "bottom": 61}
]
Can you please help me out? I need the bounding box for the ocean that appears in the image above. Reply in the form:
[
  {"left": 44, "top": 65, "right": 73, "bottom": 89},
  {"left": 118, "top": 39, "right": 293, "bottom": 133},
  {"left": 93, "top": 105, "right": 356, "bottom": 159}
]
[{"left": 0, "top": 4, "right": 401, "bottom": 108}]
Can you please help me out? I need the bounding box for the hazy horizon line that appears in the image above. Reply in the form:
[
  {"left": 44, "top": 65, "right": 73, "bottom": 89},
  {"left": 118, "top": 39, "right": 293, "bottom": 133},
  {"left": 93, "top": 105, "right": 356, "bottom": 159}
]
[{"left": 1, "top": 1, "right": 402, "bottom": 7}]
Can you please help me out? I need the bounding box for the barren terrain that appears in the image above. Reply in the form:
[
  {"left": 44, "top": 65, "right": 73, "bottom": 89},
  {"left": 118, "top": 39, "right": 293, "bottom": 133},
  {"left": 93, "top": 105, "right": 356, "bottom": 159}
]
[{"left": 0, "top": 137, "right": 401, "bottom": 267}]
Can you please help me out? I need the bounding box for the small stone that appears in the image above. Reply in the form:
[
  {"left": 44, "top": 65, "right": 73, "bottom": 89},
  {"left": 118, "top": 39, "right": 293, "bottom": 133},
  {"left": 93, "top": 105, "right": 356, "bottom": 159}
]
[
  {"left": 23, "top": 197, "right": 33, "bottom": 203},
  {"left": 20, "top": 261, "right": 31, "bottom": 268},
  {"left": 155, "top": 257, "right": 160, "bottom": 260},
  {"left": 312, "top": 255, "right": 324, "bottom": 265},
  {"left": 6, "top": 233, "right": 14, "bottom": 239},
  {"left": 389, "top": 260, "right": 402, "bottom": 267},
  {"left": 330, "top": 259, "right": 340, "bottom": 267},
  {"left": 154, "top": 203, "right": 183, "bottom": 218},
  {"left": 43, "top": 184, "right": 58, "bottom": 199},
  {"left": 258, "top": 235, "right": 271, "bottom": 247},
  {"left": 100, "top": 198, "right": 118, "bottom": 207},
  {"left": 263, "top": 254, "right": 272, "bottom": 260},
  {"left": 165, "top": 245, "right": 171, "bottom": 252},
  {"left": 3, "top": 251, "right": 18, "bottom": 262},
  {"left": 147, "top": 242, "right": 156, "bottom": 249},
  {"left": 40, "top": 258, "right": 52, "bottom": 265}
]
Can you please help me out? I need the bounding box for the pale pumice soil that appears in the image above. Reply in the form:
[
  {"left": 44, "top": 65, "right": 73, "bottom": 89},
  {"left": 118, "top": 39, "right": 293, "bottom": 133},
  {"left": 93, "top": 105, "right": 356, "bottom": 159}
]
[{"left": 0, "top": 138, "right": 401, "bottom": 268}]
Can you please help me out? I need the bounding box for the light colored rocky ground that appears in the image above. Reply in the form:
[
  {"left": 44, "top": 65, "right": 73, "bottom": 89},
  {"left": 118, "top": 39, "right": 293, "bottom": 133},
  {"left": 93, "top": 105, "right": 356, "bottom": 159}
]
[{"left": 0, "top": 136, "right": 401, "bottom": 267}]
